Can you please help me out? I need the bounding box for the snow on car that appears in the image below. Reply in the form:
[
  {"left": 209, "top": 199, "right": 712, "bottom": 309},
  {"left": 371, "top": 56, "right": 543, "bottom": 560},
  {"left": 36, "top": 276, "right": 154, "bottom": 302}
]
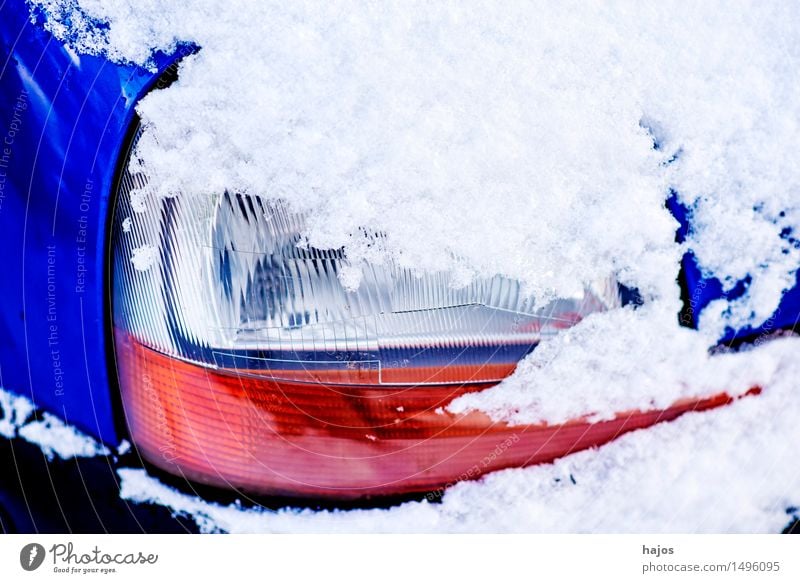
[{"left": 1, "top": 0, "right": 798, "bottom": 532}]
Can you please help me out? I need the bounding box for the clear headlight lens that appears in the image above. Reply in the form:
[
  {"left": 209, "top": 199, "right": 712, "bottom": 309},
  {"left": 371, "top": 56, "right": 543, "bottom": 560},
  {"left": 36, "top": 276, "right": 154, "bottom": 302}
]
[{"left": 112, "top": 122, "right": 722, "bottom": 499}]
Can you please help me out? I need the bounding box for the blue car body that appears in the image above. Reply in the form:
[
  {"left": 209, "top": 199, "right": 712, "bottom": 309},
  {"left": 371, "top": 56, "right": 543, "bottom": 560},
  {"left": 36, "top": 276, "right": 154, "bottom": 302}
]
[
  {"left": 667, "top": 194, "right": 800, "bottom": 342},
  {"left": 0, "top": 0, "right": 182, "bottom": 445},
  {"left": 1, "top": 0, "right": 799, "bottom": 450}
]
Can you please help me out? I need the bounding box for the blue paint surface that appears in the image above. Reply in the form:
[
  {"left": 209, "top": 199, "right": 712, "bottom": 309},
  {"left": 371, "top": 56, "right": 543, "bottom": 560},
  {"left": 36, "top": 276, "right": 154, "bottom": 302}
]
[
  {"left": 0, "top": 0, "right": 181, "bottom": 445},
  {"left": 667, "top": 193, "right": 800, "bottom": 342}
]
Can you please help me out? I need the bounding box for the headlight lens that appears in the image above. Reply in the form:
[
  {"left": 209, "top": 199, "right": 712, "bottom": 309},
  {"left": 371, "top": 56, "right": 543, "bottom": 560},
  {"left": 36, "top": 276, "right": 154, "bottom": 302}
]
[{"left": 111, "top": 122, "right": 723, "bottom": 499}]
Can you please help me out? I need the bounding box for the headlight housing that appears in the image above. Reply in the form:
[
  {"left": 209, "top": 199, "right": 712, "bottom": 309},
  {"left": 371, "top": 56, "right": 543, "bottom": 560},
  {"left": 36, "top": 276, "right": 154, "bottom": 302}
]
[{"left": 111, "top": 121, "right": 722, "bottom": 499}]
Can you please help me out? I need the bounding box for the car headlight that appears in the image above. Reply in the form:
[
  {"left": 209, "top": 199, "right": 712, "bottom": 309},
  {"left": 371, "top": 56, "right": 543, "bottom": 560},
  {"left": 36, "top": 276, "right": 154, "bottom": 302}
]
[{"left": 110, "top": 120, "right": 660, "bottom": 499}]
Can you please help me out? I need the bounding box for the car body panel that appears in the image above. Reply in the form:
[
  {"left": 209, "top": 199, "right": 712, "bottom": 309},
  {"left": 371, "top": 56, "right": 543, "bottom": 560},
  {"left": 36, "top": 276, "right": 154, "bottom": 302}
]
[
  {"left": 0, "top": 0, "right": 179, "bottom": 445},
  {"left": 667, "top": 193, "right": 800, "bottom": 342}
]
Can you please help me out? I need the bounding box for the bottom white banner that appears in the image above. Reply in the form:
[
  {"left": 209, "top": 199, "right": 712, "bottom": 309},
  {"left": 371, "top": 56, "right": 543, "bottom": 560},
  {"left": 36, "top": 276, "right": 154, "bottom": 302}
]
[{"left": 0, "top": 534, "right": 796, "bottom": 582}]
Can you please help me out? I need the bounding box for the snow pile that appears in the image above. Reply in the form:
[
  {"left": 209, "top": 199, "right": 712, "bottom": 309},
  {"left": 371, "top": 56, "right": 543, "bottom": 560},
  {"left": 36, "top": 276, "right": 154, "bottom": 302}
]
[
  {"left": 27, "top": 1, "right": 800, "bottom": 321},
  {"left": 448, "top": 305, "right": 776, "bottom": 424},
  {"left": 118, "top": 335, "right": 800, "bottom": 533},
  {"left": 0, "top": 387, "right": 109, "bottom": 460}
]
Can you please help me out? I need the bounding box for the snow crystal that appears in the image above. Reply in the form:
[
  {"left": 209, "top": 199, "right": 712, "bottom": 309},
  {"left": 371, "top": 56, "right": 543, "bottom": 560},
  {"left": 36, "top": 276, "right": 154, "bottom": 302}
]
[
  {"left": 0, "top": 387, "right": 110, "bottom": 460},
  {"left": 121, "top": 216, "right": 132, "bottom": 232},
  {"left": 117, "top": 439, "right": 132, "bottom": 455},
  {"left": 130, "top": 244, "right": 157, "bottom": 271}
]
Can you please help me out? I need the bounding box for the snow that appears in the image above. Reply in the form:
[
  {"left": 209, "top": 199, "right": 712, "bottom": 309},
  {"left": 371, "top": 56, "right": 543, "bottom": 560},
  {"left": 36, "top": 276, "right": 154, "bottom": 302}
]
[
  {"left": 0, "top": 387, "right": 110, "bottom": 460},
  {"left": 21, "top": 0, "right": 800, "bottom": 531},
  {"left": 28, "top": 1, "right": 800, "bottom": 323},
  {"left": 117, "top": 335, "right": 800, "bottom": 533},
  {"left": 448, "top": 305, "right": 775, "bottom": 424},
  {"left": 130, "top": 244, "right": 157, "bottom": 271},
  {"left": 18, "top": 416, "right": 110, "bottom": 460},
  {"left": 117, "top": 439, "right": 132, "bottom": 455},
  {"left": 0, "top": 389, "right": 35, "bottom": 439}
]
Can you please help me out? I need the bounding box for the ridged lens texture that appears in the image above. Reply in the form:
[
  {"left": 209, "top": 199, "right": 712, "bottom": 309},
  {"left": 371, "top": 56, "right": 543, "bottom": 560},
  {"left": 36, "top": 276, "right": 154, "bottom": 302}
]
[
  {"left": 115, "top": 328, "right": 749, "bottom": 498},
  {"left": 112, "top": 122, "right": 737, "bottom": 498}
]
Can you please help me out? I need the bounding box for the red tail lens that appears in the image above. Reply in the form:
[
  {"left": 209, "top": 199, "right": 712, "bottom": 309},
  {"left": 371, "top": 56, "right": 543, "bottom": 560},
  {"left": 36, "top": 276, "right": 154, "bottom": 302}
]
[
  {"left": 112, "top": 122, "right": 745, "bottom": 499},
  {"left": 115, "top": 329, "right": 748, "bottom": 498}
]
